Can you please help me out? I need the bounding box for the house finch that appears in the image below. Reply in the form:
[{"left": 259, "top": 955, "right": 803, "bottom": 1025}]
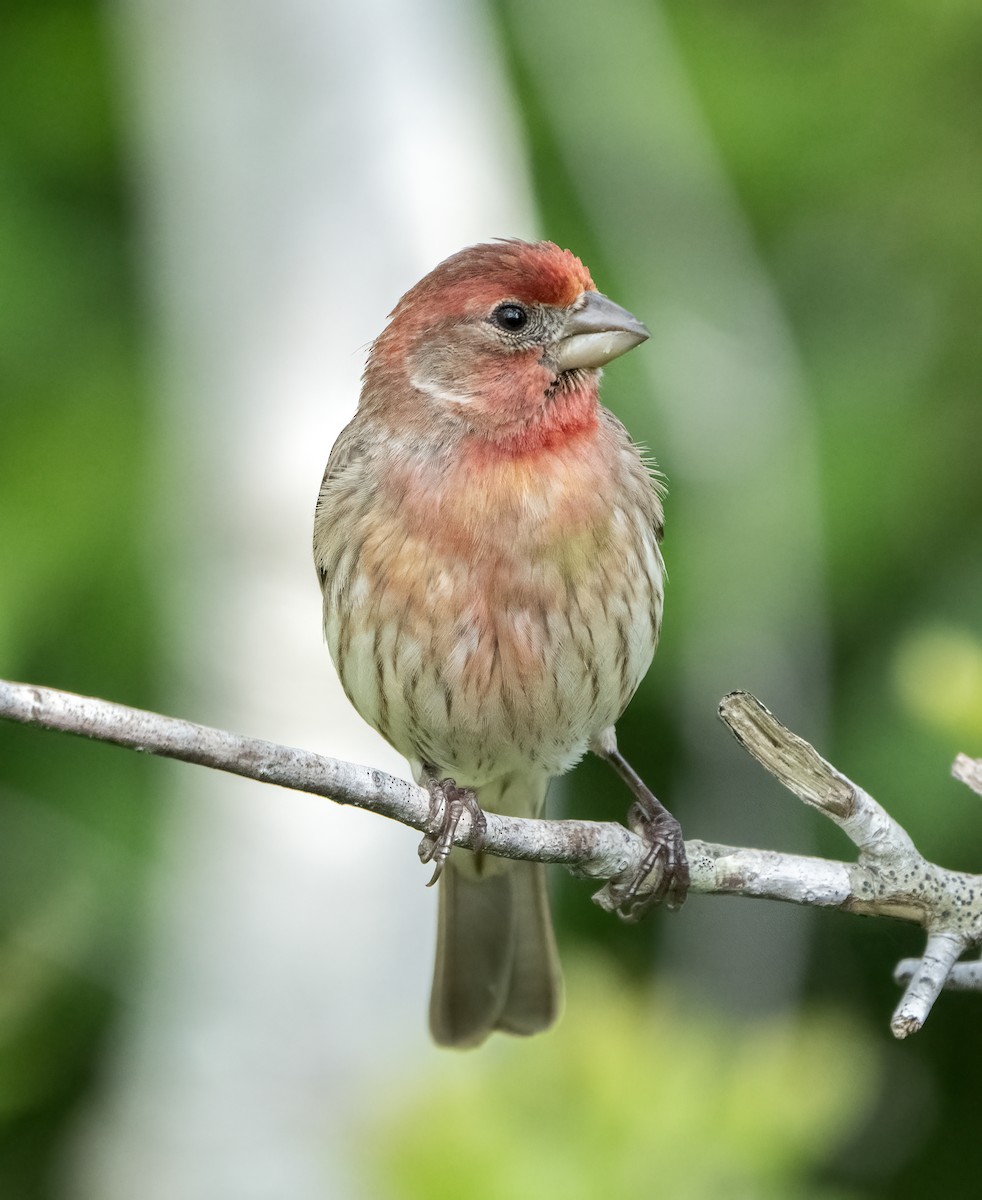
[{"left": 313, "top": 240, "right": 687, "bottom": 1047}]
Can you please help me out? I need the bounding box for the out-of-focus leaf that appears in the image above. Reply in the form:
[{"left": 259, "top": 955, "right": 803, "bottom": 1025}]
[{"left": 366, "top": 962, "right": 877, "bottom": 1200}]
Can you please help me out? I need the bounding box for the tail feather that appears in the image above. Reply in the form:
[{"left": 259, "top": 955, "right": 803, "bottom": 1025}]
[
  {"left": 429, "top": 855, "right": 562, "bottom": 1048},
  {"left": 494, "top": 858, "right": 563, "bottom": 1037}
]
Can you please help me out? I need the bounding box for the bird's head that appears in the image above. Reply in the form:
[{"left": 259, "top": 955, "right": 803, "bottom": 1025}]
[{"left": 363, "top": 240, "right": 649, "bottom": 440}]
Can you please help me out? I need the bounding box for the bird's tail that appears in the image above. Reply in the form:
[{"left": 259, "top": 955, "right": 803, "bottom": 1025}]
[{"left": 428, "top": 776, "right": 562, "bottom": 1048}]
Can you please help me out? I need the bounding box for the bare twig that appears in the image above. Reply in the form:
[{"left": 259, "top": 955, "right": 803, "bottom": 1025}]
[
  {"left": 716, "top": 692, "right": 982, "bottom": 1037},
  {"left": 0, "top": 679, "right": 635, "bottom": 879},
  {"left": 890, "top": 933, "right": 969, "bottom": 1037},
  {"left": 895, "top": 956, "right": 982, "bottom": 992},
  {"left": 1, "top": 678, "right": 979, "bottom": 1038}
]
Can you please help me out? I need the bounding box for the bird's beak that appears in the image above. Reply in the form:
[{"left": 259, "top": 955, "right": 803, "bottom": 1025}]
[{"left": 553, "top": 290, "right": 650, "bottom": 371}]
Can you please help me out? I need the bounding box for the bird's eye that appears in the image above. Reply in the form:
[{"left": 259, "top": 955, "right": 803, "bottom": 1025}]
[{"left": 491, "top": 303, "right": 529, "bottom": 332}]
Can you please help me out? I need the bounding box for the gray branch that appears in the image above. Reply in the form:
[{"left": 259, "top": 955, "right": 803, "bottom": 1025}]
[{"left": 2, "top": 678, "right": 980, "bottom": 1038}]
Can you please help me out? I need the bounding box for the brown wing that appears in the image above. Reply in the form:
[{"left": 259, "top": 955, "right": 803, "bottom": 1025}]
[{"left": 313, "top": 418, "right": 370, "bottom": 587}]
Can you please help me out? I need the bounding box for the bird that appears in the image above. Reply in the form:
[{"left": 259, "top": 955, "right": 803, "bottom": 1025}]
[{"left": 313, "top": 239, "right": 687, "bottom": 1047}]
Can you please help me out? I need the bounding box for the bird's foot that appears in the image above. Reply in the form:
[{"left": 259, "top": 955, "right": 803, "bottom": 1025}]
[
  {"left": 612, "top": 795, "right": 689, "bottom": 922},
  {"left": 418, "top": 774, "right": 486, "bottom": 886},
  {"left": 593, "top": 737, "right": 689, "bottom": 919}
]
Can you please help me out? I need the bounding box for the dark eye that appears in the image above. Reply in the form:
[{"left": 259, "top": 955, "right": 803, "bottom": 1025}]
[{"left": 491, "top": 303, "right": 529, "bottom": 332}]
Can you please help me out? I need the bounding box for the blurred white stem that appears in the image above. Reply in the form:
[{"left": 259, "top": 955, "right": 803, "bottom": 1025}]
[
  {"left": 953, "top": 752, "right": 982, "bottom": 797},
  {"left": 94, "top": 1, "right": 537, "bottom": 1192},
  {"left": 4, "top": 679, "right": 981, "bottom": 1039}
]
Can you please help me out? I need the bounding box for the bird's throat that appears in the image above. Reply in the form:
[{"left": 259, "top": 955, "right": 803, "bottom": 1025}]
[{"left": 467, "top": 374, "right": 600, "bottom": 464}]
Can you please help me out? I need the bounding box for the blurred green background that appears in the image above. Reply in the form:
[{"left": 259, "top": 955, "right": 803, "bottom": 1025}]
[{"left": 2, "top": 0, "right": 981, "bottom": 1197}]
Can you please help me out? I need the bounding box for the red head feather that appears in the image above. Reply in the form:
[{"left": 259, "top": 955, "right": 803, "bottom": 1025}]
[{"left": 387, "top": 240, "right": 595, "bottom": 327}]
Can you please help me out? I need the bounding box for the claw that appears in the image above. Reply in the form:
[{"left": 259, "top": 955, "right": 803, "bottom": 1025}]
[
  {"left": 417, "top": 774, "right": 486, "bottom": 886},
  {"left": 614, "top": 800, "right": 689, "bottom": 922},
  {"left": 593, "top": 738, "right": 689, "bottom": 920}
]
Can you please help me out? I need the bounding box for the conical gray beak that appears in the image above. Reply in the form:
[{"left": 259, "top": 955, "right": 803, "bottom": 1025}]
[{"left": 553, "top": 291, "right": 650, "bottom": 371}]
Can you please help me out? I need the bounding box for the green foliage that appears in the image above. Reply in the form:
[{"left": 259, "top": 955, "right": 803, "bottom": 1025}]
[
  {"left": 369, "top": 963, "right": 876, "bottom": 1200},
  {"left": 894, "top": 625, "right": 982, "bottom": 744},
  {"left": 0, "top": 1, "right": 160, "bottom": 1194}
]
